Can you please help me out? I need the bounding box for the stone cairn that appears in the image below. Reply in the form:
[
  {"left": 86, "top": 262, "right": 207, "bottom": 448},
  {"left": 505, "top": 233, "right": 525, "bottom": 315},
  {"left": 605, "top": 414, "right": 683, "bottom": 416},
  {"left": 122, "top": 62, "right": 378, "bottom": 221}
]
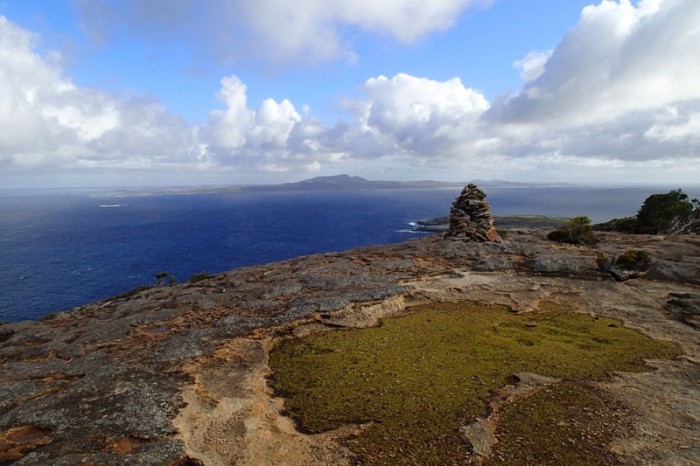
[{"left": 444, "top": 183, "right": 501, "bottom": 242}]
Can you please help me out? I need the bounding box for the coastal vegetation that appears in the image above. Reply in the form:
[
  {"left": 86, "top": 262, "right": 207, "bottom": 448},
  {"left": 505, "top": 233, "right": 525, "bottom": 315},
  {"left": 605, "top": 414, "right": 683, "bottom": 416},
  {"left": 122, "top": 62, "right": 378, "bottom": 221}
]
[
  {"left": 269, "top": 301, "right": 680, "bottom": 465},
  {"left": 615, "top": 249, "right": 652, "bottom": 271},
  {"left": 104, "top": 285, "right": 152, "bottom": 302},
  {"left": 489, "top": 380, "right": 629, "bottom": 465},
  {"left": 102, "top": 271, "right": 180, "bottom": 304},
  {"left": 596, "top": 249, "right": 652, "bottom": 276},
  {"left": 188, "top": 271, "right": 215, "bottom": 283},
  {"left": 595, "top": 189, "right": 700, "bottom": 234},
  {"left": 546, "top": 216, "right": 595, "bottom": 244},
  {"left": 154, "top": 271, "right": 177, "bottom": 287}
]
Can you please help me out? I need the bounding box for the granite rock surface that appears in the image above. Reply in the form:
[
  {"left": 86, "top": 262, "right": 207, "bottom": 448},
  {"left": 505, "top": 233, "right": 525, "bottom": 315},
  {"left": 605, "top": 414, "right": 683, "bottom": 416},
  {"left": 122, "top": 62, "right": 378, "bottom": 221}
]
[{"left": 1, "top": 230, "right": 699, "bottom": 465}]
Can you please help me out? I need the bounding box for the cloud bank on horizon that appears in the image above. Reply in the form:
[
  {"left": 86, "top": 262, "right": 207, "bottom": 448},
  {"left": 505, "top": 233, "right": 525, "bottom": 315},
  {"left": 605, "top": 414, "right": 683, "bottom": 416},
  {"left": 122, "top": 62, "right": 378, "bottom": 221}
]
[{"left": 1, "top": 0, "right": 699, "bottom": 186}]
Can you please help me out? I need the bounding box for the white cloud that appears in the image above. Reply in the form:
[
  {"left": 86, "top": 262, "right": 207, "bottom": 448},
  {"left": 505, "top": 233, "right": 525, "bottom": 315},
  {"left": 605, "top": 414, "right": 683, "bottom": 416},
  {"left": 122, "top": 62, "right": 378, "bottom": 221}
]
[
  {"left": 470, "top": 0, "right": 700, "bottom": 175},
  {"left": 348, "top": 73, "right": 490, "bottom": 160},
  {"left": 199, "top": 76, "right": 348, "bottom": 172},
  {"left": 644, "top": 104, "right": 700, "bottom": 142},
  {"left": 513, "top": 50, "right": 552, "bottom": 83},
  {"left": 492, "top": 0, "right": 700, "bottom": 127},
  {"left": 3, "top": 0, "right": 700, "bottom": 185},
  {"left": 72, "top": 0, "right": 491, "bottom": 64},
  {"left": 194, "top": 72, "right": 493, "bottom": 172},
  {"left": 303, "top": 0, "right": 699, "bottom": 175},
  {"left": 0, "top": 15, "right": 196, "bottom": 174}
]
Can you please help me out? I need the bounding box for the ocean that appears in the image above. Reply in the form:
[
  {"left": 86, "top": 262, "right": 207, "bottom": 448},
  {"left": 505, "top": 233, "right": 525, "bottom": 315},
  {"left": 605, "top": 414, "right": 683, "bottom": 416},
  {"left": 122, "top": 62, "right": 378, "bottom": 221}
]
[{"left": 1, "top": 185, "right": 696, "bottom": 322}]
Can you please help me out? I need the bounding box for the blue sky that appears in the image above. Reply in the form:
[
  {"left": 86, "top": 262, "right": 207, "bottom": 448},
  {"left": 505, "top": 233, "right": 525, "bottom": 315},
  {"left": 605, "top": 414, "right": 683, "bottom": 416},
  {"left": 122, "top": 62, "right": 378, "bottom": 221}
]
[{"left": 1, "top": 0, "right": 699, "bottom": 187}]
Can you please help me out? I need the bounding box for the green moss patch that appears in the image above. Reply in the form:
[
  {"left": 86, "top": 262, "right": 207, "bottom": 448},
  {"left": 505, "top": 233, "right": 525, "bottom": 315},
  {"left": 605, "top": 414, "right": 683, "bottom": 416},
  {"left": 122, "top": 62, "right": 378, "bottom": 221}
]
[
  {"left": 269, "top": 302, "right": 679, "bottom": 465},
  {"left": 490, "top": 380, "right": 627, "bottom": 466}
]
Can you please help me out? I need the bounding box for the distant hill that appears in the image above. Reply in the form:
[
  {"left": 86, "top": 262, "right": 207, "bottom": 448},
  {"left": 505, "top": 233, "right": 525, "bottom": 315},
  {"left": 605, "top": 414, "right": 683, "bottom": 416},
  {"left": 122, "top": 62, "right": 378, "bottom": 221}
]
[
  {"left": 246, "top": 174, "right": 536, "bottom": 191},
  {"left": 97, "top": 175, "right": 552, "bottom": 197}
]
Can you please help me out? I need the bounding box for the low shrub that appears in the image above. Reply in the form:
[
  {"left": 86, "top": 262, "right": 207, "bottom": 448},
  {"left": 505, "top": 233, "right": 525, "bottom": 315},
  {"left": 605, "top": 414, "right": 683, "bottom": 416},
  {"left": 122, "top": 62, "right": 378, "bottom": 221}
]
[
  {"left": 107, "top": 285, "right": 153, "bottom": 301},
  {"left": 615, "top": 249, "right": 651, "bottom": 271},
  {"left": 547, "top": 216, "right": 595, "bottom": 244},
  {"left": 595, "top": 254, "right": 612, "bottom": 272},
  {"left": 188, "top": 271, "right": 215, "bottom": 283},
  {"left": 496, "top": 229, "right": 509, "bottom": 240},
  {"left": 593, "top": 217, "right": 639, "bottom": 233}
]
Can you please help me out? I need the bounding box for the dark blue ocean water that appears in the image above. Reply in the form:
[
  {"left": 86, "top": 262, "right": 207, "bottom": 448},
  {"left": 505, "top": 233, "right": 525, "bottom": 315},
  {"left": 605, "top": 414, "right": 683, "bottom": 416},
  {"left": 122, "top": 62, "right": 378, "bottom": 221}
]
[{"left": 1, "top": 186, "right": 696, "bottom": 322}]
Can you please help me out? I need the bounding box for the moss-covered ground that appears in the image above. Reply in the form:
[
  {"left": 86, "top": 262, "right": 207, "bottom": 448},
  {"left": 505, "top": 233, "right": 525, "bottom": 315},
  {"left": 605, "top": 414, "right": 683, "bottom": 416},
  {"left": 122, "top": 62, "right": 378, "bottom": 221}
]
[
  {"left": 490, "top": 380, "right": 628, "bottom": 465},
  {"left": 269, "top": 302, "right": 680, "bottom": 465}
]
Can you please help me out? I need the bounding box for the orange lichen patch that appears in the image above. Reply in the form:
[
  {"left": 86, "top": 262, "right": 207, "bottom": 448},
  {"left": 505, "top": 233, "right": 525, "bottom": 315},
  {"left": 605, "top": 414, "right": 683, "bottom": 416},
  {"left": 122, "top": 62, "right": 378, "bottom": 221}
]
[
  {"left": 39, "top": 373, "right": 83, "bottom": 384},
  {"left": 21, "top": 351, "right": 72, "bottom": 365},
  {"left": 0, "top": 374, "right": 80, "bottom": 408},
  {"left": 105, "top": 435, "right": 151, "bottom": 455},
  {"left": 0, "top": 425, "right": 53, "bottom": 461}
]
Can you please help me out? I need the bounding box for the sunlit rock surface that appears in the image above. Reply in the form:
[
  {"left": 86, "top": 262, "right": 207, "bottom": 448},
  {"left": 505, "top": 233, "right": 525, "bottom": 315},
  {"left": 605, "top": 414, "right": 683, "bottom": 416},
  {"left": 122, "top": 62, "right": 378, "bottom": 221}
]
[{"left": 1, "top": 230, "right": 698, "bottom": 465}]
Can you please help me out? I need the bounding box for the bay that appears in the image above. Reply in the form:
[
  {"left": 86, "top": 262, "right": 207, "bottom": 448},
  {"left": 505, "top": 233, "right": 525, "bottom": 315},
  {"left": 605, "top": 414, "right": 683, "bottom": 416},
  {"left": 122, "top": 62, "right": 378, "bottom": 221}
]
[{"left": 0, "top": 185, "right": 696, "bottom": 322}]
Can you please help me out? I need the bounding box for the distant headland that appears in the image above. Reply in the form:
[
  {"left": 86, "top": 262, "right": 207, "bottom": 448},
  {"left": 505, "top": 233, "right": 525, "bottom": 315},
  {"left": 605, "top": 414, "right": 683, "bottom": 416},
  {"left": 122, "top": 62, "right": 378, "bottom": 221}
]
[{"left": 90, "top": 174, "right": 568, "bottom": 197}]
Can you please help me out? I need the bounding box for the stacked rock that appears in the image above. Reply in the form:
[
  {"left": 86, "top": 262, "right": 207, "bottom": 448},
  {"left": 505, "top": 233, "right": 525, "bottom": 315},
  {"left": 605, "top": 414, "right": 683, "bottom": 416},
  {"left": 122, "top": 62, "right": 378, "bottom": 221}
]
[{"left": 444, "top": 183, "right": 501, "bottom": 242}]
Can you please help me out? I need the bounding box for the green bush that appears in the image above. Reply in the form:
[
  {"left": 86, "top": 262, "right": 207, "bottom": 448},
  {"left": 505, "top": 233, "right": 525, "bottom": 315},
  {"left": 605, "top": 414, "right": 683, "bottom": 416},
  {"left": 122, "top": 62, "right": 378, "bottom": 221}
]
[
  {"left": 595, "top": 254, "right": 612, "bottom": 272},
  {"left": 615, "top": 249, "right": 651, "bottom": 271},
  {"left": 547, "top": 216, "right": 595, "bottom": 244},
  {"left": 188, "top": 271, "right": 215, "bottom": 283},
  {"left": 593, "top": 216, "right": 639, "bottom": 233},
  {"left": 636, "top": 190, "right": 696, "bottom": 234},
  {"left": 597, "top": 189, "right": 698, "bottom": 234}
]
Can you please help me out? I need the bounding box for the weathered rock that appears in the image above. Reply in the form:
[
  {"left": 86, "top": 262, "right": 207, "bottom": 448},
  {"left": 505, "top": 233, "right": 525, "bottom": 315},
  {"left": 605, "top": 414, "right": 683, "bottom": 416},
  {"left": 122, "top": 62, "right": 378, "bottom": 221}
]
[
  {"left": 0, "top": 327, "right": 14, "bottom": 344},
  {"left": 0, "top": 230, "right": 699, "bottom": 465},
  {"left": 666, "top": 292, "right": 700, "bottom": 328}
]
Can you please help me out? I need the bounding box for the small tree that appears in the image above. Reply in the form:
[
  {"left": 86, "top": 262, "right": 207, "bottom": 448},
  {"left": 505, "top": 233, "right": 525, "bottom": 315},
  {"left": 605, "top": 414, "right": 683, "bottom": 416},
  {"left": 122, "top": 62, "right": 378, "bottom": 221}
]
[
  {"left": 547, "top": 216, "right": 595, "bottom": 244},
  {"left": 595, "top": 189, "right": 699, "bottom": 235},
  {"left": 636, "top": 189, "right": 696, "bottom": 234}
]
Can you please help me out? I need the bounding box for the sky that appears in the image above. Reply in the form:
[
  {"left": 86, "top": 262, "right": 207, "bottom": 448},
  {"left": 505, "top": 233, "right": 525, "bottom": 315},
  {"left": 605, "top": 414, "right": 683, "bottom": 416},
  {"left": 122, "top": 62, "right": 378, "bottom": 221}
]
[{"left": 1, "top": 0, "right": 699, "bottom": 188}]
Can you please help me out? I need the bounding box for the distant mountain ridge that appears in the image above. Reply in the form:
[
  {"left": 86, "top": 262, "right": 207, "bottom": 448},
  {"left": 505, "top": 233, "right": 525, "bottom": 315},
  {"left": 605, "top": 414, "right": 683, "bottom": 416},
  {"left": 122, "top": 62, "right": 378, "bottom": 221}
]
[
  {"left": 95, "top": 175, "right": 554, "bottom": 197},
  {"left": 247, "top": 174, "right": 538, "bottom": 191}
]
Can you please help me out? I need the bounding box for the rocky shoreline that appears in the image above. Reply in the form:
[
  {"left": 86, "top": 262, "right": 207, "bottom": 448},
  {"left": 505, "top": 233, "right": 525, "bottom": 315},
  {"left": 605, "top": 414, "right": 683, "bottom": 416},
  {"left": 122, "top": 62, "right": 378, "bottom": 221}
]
[{"left": 1, "top": 228, "right": 699, "bottom": 464}]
